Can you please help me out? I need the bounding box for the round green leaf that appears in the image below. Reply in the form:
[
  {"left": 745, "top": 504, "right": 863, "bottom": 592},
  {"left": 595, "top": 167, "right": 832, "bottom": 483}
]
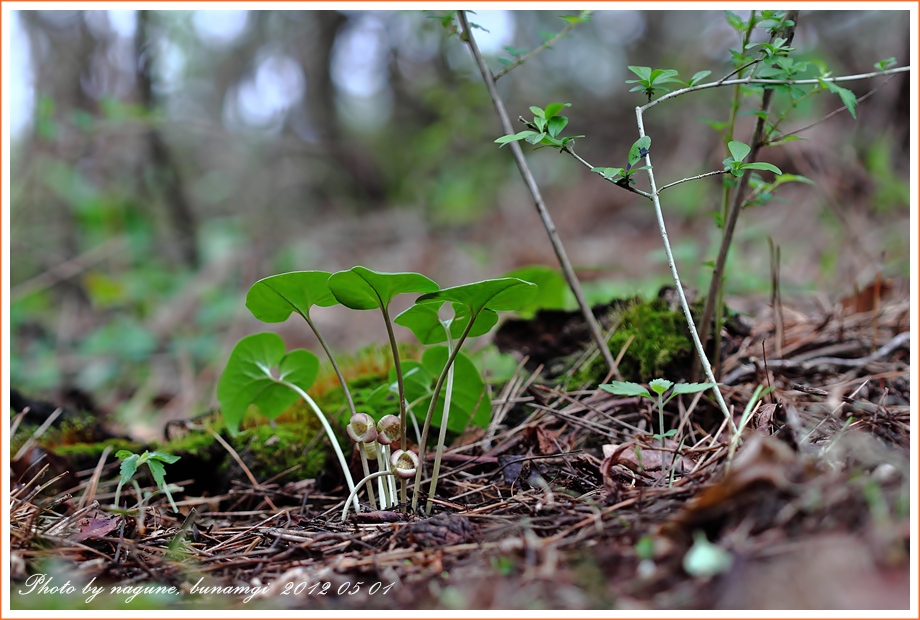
[
  {"left": 246, "top": 271, "right": 336, "bottom": 323},
  {"left": 328, "top": 266, "right": 438, "bottom": 311},
  {"left": 414, "top": 347, "right": 491, "bottom": 432},
  {"left": 394, "top": 302, "right": 498, "bottom": 345},
  {"left": 628, "top": 136, "right": 652, "bottom": 166},
  {"left": 217, "top": 332, "right": 320, "bottom": 433}
]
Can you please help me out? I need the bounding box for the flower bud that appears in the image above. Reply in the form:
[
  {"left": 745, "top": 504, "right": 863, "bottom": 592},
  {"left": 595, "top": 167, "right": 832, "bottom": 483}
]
[
  {"left": 390, "top": 449, "right": 419, "bottom": 479},
  {"left": 346, "top": 412, "right": 378, "bottom": 444},
  {"left": 376, "top": 414, "right": 401, "bottom": 446}
]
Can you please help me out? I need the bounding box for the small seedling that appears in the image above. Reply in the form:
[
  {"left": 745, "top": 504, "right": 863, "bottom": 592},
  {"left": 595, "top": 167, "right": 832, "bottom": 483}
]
[
  {"left": 114, "top": 450, "right": 181, "bottom": 513},
  {"left": 600, "top": 379, "right": 715, "bottom": 449}
]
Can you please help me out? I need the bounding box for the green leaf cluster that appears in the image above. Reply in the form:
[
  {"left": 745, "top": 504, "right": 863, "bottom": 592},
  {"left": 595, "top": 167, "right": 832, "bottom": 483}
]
[{"left": 495, "top": 102, "right": 583, "bottom": 150}]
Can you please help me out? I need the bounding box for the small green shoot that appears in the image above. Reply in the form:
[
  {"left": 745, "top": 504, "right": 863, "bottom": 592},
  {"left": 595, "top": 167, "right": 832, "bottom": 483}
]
[
  {"left": 114, "top": 450, "right": 181, "bottom": 513},
  {"left": 494, "top": 102, "right": 584, "bottom": 150},
  {"left": 722, "top": 140, "right": 782, "bottom": 178},
  {"left": 601, "top": 378, "right": 716, "bottom": 449},
  {"left": 591, "top": 136, "right": 652, "bottom": 187},
  {"left": 683, "top": 530, "right": 733, "bottom": 578}
]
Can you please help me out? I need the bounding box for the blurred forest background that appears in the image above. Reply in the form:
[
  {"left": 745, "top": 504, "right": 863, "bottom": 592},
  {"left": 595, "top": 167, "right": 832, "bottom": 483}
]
[{"left": 9, "top": 10, "right": 911, "bottom": 440}]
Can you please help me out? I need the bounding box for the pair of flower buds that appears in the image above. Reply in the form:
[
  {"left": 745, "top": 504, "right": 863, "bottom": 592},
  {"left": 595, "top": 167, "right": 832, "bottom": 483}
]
[{"left": 345, "top": 413, "right": 418, "bottom": 479}]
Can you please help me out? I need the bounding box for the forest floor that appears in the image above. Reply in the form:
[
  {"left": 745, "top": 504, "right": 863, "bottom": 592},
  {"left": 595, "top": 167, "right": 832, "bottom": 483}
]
[{"left": 9, "top": 294, "right": 911, "bottom": 611}]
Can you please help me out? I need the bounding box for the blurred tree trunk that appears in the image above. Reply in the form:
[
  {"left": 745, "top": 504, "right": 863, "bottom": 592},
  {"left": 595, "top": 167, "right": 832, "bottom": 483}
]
[{"left": 136, "top": 10, "right": 199, "bottom": 268}]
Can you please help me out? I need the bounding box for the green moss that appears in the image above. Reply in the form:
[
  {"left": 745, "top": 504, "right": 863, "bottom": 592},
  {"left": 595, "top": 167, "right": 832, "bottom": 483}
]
[
  {"left": 229, "top": 423, "right": 331, "bottom": 482},
  {"left": 577, "top": 297, "right": 694, "bottom": 384},
  {"left": 54, "top": 438, "right": 145, "bottom": 469}
]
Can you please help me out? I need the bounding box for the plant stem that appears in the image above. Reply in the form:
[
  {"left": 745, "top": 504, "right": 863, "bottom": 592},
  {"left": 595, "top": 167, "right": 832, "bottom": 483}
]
[
  {"left": 304, "top": 314, "right": 358, "bottom": 419},
  {"left": 634, "top": 108, "right": 738, "bottom": 435},
  {"left": 379, "top": 305, "right": 409, "bottom": 504},
  {"left": 425, "top": 335, "right": 456, "bottom": 515},
  {"left": 358, "top": 447, "right": 378, "bottom": 510},
  {"left": 341, "top": 471, "right": 395, "bottom": 522},
  {"left": 282, "top": 382, "right": 360, "bottom": 513},
  {"left": 376, "top": 447, "right": 391, "bottom": 508},
  {"left": 697, "top": 11, "right": 799, "bottom": 379},
  {"left": 492, "top": 11, "right": 590, "bottom": 81},
  {"left": 411, "top": 318, "right": 475, "bottom": 511},
  {"left": 458, "top": 10, "right": 618, "bottom": 377},
  {"left": 657, "top": 396, "right": 666, "bottom": 450},
  {"left": 639, "top": 66, "right": 908, "bottom": 113}
]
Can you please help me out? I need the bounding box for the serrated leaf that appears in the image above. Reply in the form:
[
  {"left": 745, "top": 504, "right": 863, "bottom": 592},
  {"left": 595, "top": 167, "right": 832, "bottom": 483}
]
[
  {"left": 119, "top": 454, "right": 139, "bottom": 484},
  {"left": 145, "top": 458, "right": 168, "bottom": 489},
  {"left": 147, "top": 451, "right": 181, "bottom": 464},
  {"left": 328, "top": 266, "right": 438, "bottom": 311},
  {"left": 217, "top": 332, "right": 321, "bottom": 433},
  {"left": 740, "top": 162, "right": 782, "bottom": 175},
  {"left": 649, "top": 378, "right": 674, "bottom": 395},
  {"left": 246, "top": 271, "right": 337, "bottom": 323},
  {"left": 671, "top": 382, "right": 717, "bottom": 395},
  {"left": 727, "top": 140, "right": 751, "bottom": 162},
  {"left": 600, "top": 381, "right": 651, "bottom": 398},
  {"left": 826, "top": 82, "right": 857, "bottom": 119}
]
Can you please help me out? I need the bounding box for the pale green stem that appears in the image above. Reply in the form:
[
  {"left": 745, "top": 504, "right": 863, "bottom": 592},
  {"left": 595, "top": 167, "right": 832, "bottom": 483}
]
[
  {"left": 342, "top": 471, "right": 396, "bottom": 522},
  {"left": 379, "top": 306, "right": 408, "bottom": 505},
  {"left": 304, "top": 314, "right": 358, "bottom": 419},
  {"left": 358, "top": 448, "right": 378, "bottom": 510},
  {"left": 425, "top": 332, "right": 456, "bottom": 515},
  {"left": 375, "top": 447, "right": 390, "bottom": 508},
  {"left": 411, "top": 318, "right": 476, "bottom": 511},
  {"left": 634, "top": 108, "right": 738, "bottom": 435},
  {"left": 281, "top": 382, "right": 359, "bottom": 513}
]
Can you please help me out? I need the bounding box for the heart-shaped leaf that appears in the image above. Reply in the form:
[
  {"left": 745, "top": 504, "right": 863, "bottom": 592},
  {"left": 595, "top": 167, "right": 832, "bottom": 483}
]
[
  {"left": 217, "top": 332, "right": 320, "bottom": 433},
  {"left": 414, "top": 277, "right": 537, "bottom": 316},
  {"left": 246, "top": 271, "right": 337, "bottom": 323},
  {"left": 394, "top": 302, "right": 498, "bottom": 345},
  {"left": 403, "top": 347, "right": 490, "bottom": 432},
  {"left": 727, "top": 140, "right": 751, "bottom": 163},
  {"left": 328, "top": 266, "right": 438, "bottom": 311}
]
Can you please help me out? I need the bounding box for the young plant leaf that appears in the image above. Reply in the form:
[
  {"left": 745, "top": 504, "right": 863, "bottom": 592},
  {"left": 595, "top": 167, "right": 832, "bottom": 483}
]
[
  {"left": 688, "top": 70, "right": 712, "bottom": 86},
  {"left": 246, "top": 271, "right": 337, "bottom": 323},
  {"left": 546, "top": 115, "right": 569, "bottom": 138},
  {"left": 825, "top": 82, "right": 857, "bottom": 119},
  {"left": 394, "top": 302, "right": 498, "bottom": 345},
  {"left": 328, "top": 266, "right": 438, "bottom": 311},
  {"left": 740, "top": 162, "right": 782, "bottom": 175},
  {"left": 600, "top": 381, "right": 651, "bottom": 399},
  {"left": 727, "top": 141, "right": 751, "bottom": 162},
  {"left": 403, "top": 347, "right": 490, "bottom": 432},
  {"left": 649, "top": 378, "right": 674, "bottom": 395},
  {"left": 529, "top": 106, "right": 545, "bottom": 118},
  {"left": 118, "top": 453, "right": 139, "bottom": 483},
  {"left": 146, "top": 458, "right": 168, "bottom": 489},
  {"left": 543, "top": 102, "right": 571, "bottom": 119},
  {"left": 495, "top": 130, "right": 538, "bottom": 146},
  {"left": 414, "top": 277, "right": 537, "bottom": 316},
  {"left": 217, "top": 332, "right": 320, "bottom": 433},
  {"left": 628, "top": 136, "right": 652, "bottom": 167},
  {"left": 147, "top": 451, "right": 181, "bottom": 464},
  {"left": 627, "top": 66, "right": 652, "bottom": 82},
  {"left": 671, "top": 382, "right": 718, "bottom": 396}
]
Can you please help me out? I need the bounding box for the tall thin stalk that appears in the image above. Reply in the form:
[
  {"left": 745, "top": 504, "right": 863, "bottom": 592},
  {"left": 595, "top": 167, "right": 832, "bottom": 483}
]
[{"left": 458, "top": 11, "right": 618, "bottom": 377}]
